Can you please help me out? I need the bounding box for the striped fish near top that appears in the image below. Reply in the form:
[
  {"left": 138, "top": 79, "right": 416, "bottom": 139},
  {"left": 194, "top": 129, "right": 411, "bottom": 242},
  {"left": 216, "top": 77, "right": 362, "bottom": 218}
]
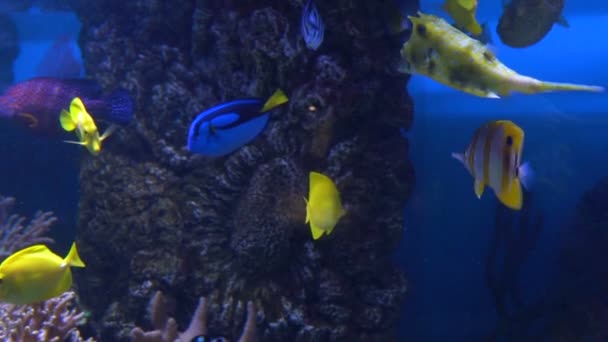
[
  {"left": 452, "top": 120, "right": 534, "bottom": 210},
  {"left": 301, "top": 0, "right": 324, "bottom": 50}
]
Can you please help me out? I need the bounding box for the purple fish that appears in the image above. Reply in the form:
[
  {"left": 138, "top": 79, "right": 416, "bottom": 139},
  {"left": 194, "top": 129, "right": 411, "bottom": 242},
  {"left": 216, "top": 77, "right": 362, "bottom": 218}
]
[{"left": 0, "top": 77, "right": 133, "bottom": 135}]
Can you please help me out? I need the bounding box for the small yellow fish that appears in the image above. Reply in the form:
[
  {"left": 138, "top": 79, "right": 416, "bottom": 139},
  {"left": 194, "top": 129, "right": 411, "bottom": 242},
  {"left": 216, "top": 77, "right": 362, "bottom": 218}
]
[
  {"left": 452, "top": 120, "right": 534, "bottom": 210},
  {"left": 442, "top": 0, "right": 482, "bottom": 35},
  {"left": 59, "top": 97, "right": 116, "bottom": 156},
  {"left": 0, "top": 242, "right": 85, "bottom": 305},
  {"left": 399, "top": 12, "right": 604, "bottom": 98},
  {"left": 304, "top": 171, "right": 346, "bottom": 240}
]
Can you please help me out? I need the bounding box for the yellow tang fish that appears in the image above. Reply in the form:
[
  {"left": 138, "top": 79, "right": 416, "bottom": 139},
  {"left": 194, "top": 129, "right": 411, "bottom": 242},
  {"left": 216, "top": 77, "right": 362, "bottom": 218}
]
[
  {"left": 59, "top": 97, "right": 116, "bottom": 156},
  {"left": 0, "top": 242, "right": 85, "bottom": 305},
  {"left": 451, "top": 120, "right": 534, "bottom": 210},
  {"left": 304, "top": 171, "right": 346, "bottom": 240},
  {"left": 442, "top": 0, "right": 482, "bottom": 36},
  {"left": 399, "top": 12, "right": 604, "bottom": 98}
]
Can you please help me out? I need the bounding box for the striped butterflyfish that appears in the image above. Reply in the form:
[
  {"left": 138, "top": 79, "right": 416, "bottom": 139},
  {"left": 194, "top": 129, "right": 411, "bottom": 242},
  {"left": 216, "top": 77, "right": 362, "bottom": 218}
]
[{"left": 452, "top": 120, "right": 534, "bottom": 210}]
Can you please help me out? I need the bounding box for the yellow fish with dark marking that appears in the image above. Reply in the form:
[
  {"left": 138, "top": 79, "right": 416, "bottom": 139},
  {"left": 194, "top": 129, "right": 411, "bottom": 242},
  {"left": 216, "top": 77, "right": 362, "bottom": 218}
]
[
  {"left": 0, "top": 242, "right": 85, "bottom": 304},
  {"left": 452, "top": 120, "right": 534, "bottom": 210},
  {"left": 399, "top": 12, "right": 604, "bottom": 98},
  {"left": 442, "top": 0, "right": 482, "bottom": 36},
  {"left": 59, "top": 96, "right": 116, "bottom": 156},
  {"left": 304, "top": 172, "right": 346, "bottom": 240}
]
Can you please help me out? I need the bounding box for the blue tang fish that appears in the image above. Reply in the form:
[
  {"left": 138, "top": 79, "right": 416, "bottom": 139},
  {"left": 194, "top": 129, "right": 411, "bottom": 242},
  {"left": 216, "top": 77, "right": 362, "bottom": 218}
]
[
  {"left": 187, "top": 89, "right": 289, "bottom": 157},
  {"left": 301, "top": 0, "right": 324, "bottom": 50}
]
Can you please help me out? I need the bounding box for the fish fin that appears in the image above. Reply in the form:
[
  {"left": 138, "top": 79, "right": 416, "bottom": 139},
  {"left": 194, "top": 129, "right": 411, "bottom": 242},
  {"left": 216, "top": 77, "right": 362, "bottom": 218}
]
[
  {"left": 69, "top": 97, "right": 86, "bottom": 117},
  {"left": 518, "top": 162, "right": 534, "bottom": 191},
  {"left": 451, "top": 152, "right": 465, "bottom": 165},
  {"left": 467, "top": 21, "right": 483, "bottom": 36},
  {"left": 102, "top": 88, "right": 134, "bottom": 125},
  {"left": 310, "top": 223, "right": 325, "bottom": 240},
  {"left": 100, "top": 124, "right": 118, "bottom": 141},
  {"left": 63, "top": 140, "right": 86, "bottom": 146},
  {"left": 64, "top": 242, "right": 85, "bottom": 268},
  {"left": 304, "top": 197, "right": 310, "bottom": 223},
  {"left": 485, "top": 92, "right": 500, "bottom": 99},
  {"left": 496, "top": 178, "right": 523, "bottom": 210},
  {"left": 59, "top": 109, "right": 76, "bottom": 131},
  {"left": 16, "top": 113, "right": 39, "bottom": 128},
  {"left": 556, "top": 15, "right": 569, "bottom": 28},
  {"left": 457, "top": 0, "right": 476, "bottom": 11},
  {"left": 260, "top": 89, "right": 289, "bottom": 113},
  {"left": 536, "top": 82, "right": 604, "bottom": 93},
  {"left": 395, "top": 59, "right": 412, "bottom": 74},
  {"left": 474, "top": 179, "right": 485, "bottom": 198},
  {"left": 2, "top": 245, "right": 50, "bottom": 264}
]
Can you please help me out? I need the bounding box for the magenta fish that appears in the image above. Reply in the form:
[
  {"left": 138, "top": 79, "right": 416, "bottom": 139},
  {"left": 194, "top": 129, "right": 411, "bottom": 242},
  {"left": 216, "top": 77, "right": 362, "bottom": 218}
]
[{"left": 0, "top": 77, "right": 133, "bottom": 135}]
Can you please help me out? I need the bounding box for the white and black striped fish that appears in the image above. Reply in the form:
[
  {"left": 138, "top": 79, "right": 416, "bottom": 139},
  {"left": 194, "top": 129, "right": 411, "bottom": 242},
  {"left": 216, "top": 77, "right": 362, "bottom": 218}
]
[
  {"left": 452, "top": 120, "right": 534, "bottom": 210},
  {"left": 301, "top": 0, "right": 324, "bottom": 50}
]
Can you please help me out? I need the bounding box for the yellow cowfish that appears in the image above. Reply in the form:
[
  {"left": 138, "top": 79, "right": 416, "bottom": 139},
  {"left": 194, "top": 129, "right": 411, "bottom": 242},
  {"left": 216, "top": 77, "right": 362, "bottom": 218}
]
[
  {"left": 399, "top": 12, "right": 604, "bottom": 98},
  {"left": 0, "top": 242, "right": 85, "bottom": 305},
  {"left": 452, "top": 120, "right": 534, "bottom": 210},
  {"left": 304, "top": 172, "right": 346, "bottom": 240},
  {"left": 59, "top": 97, "right": 116, "bottom": 156},
  {"left": 442, "top": 0, "right": 482, "bottom": 36}
]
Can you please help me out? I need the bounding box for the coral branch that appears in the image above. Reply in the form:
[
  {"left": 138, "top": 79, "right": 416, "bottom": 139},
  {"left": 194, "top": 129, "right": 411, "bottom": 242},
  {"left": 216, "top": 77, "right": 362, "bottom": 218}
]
[
  {"left": 132, "top": 291, "right": 257, "bottom": 342},
  {"left": 0, "top": 291, "right": 92, "bottom": 342},
  {"left": 0, "top": 195, "right": 55, "bottom": 258}
]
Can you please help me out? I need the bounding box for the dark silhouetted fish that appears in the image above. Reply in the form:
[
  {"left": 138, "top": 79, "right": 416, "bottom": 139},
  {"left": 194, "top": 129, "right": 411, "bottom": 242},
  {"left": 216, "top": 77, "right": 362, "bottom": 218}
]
[
  {"left": 497, "top": 0, "right": 569, "bottom": 48},
  {"left": 35, "top": 35, "right": 82, "bottom": 78},
  {"left": 0, "top": 77, "right": 133, "bottom": 135}
]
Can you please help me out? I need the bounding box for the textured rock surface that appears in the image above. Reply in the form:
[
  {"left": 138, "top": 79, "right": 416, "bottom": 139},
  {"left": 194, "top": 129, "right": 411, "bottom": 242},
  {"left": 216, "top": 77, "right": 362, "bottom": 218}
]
[{"left": 71, "top": 1, "right": 414, "bottom": 341}]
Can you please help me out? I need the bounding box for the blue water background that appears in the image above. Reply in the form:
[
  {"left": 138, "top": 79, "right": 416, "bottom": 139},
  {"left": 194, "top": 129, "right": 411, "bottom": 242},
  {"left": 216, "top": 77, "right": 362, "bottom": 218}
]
[
  {"left": 398, "top": 1, "right": 608, "bottom": 340},
  {"left": 1, "top": 3, "right": 607, "bottom": 341},
  {"left": 0, "top": 9, "right": 81, "bottom": 253}
]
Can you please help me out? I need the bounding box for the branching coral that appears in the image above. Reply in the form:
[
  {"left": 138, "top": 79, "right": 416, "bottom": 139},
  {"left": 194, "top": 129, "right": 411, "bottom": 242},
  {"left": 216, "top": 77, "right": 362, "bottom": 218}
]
[
  {"left": 131, "top": 291, "right": 256, "bottom": 342},
  {"left": 0, "top": 195, "right": 55, "bottom": 258},
  {"left": 0, "top": 291, "right": 91, "bottom": 342}
]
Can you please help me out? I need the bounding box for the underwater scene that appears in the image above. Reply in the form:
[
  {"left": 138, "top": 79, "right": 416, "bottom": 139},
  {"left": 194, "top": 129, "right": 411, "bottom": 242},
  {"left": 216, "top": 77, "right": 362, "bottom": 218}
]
[{"left": 0, "top": 0, "right": 605, "bottom": 341}]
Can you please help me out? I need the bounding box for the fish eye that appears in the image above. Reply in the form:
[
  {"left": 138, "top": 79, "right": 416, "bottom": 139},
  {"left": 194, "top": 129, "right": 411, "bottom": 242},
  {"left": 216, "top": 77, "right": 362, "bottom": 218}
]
[
  {"left": 506, "top": 136, "right": 513, "bottom": 146},
  {"left": 416, "top": 24, "right": 427, "bottom": 37},
  {"left": 190, "top": 335, "right": 209, "bottom": 342},
  {"left": 308, "top": 105, "right": 318, "bottom": 112}
]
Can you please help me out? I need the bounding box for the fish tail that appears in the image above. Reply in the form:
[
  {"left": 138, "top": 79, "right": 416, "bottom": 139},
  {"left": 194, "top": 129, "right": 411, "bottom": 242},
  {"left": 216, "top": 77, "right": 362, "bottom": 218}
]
[
  {"left": 101, "top": 88, "right": 134, "bottom": 125},
  {"left": 64, "top": 242, "right": 86, "bottom": 268},
  {"left": 259, "top": 89, "right": 289, "bottom": 113},
  {"left": 451, "top": 152, "right": 465, "bottom": 164},
  {"left": 536, "top": 81, "right": 604, "bottom": 94},
  {"left": 59, "top": 109, "right": 77, "bottom": 131},
  {"left": 518, "top": 162, "right": 534, "bottom": 191}
]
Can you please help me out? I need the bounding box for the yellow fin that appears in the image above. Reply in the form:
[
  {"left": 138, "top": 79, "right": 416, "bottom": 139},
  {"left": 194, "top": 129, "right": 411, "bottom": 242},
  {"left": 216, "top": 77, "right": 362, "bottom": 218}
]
[
  {"left": 467, "top": 21, "right": 482, "bottom": 35},
  {"left": 59, "top": 109, "right": 76, "bottom": 131},
  {"left": 496, "top": 178, "right": 523, "bottom": 210},
  {"left": 457, "top": 0, "right": 476, "bottom": 10},
  {"left": 1, "top": 245, "right": 50, "bottom": 266},
  {"left": 64, "top": 242, "right": 85, "bottom": 268},
  {"left": 69, "top": 97, "right": 86, "bottom": 116},
  {"left": 310, "top": 224, "right": 325, "bottom": 240},
  {"left": 474, "top": 179, "right": 484, "bottom": 198},
  {"left": 259, "top": 89, "right": 289, "bottom": 113}
]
